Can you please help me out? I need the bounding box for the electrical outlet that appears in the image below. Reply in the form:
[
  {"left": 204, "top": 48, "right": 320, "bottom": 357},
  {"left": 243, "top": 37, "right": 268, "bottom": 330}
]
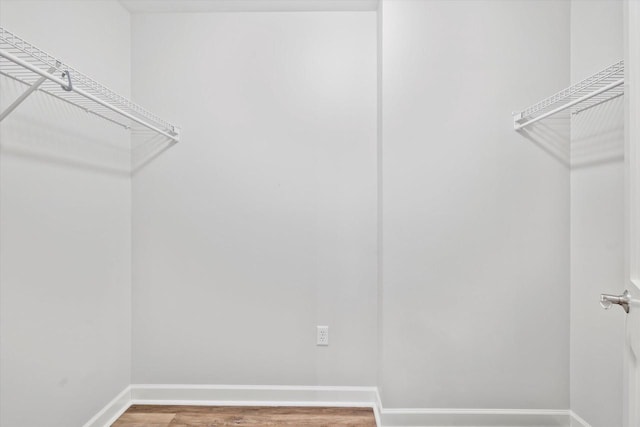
[{"left": 317, "top": 325, "right": 329, "bottom": 346}]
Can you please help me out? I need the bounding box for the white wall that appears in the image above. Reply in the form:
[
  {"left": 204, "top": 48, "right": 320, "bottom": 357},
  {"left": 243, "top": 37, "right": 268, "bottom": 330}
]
[
  {"left": 379, "top": 0, "right": 570, "bottom": 409},
  {"left": 0, "top": 1, "right": 132, "bottom": 426},
  {"left": 130, "top": 12, "right": 378, "bottom": 386},
  {"left": 2, "top": 2, "right": 622, "bottom": 423},
  {"left": 570, "top": 1, "right": 625, "bottom": 426}
]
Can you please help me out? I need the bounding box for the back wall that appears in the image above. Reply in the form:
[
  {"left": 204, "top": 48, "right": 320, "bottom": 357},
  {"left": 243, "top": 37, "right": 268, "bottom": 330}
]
[{"left": 131, "top": 11, "right": 378, "bottom": 386}]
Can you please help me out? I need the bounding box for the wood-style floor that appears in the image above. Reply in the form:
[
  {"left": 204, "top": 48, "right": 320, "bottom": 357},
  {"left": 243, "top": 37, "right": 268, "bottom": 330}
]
[{"left": 112, "top": 405, "right": 377, "bottom": 427}]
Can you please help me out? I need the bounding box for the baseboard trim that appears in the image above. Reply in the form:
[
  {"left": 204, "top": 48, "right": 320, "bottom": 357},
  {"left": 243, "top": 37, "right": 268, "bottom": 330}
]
[
  {"left": 84, "top": 384, "right": 576, "bottom": 427},
  {"left": 379, "top": 407, "right": 570, "bottom": 426},
  {"left": 82, "top": 386, "right": 131, "bottom": 427},
  {"left": 376, "top": 386, "right": 569, "bottom": 427},
  {"left": 130, "top": 384, "right": 379, "bottom": 408},
  {"left": 570, "top": 410, "right": 592, "bottom": 427}
]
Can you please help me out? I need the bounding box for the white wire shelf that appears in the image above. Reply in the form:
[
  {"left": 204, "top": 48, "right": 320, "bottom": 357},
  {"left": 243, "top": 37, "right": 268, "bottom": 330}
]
[
  {"left": 513, "top": 60, "right": 624, "bottom": 130},
  {"left": 0, "top": 26, "right": 180, "bottom": 142}
]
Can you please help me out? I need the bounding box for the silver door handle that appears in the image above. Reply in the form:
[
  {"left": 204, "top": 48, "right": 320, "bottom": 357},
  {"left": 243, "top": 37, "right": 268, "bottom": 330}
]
[{"left": 600, "top": 290, "right": 631, "bottom": 313}]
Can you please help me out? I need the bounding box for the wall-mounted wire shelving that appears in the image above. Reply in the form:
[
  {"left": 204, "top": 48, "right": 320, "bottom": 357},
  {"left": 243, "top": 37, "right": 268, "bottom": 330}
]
[
  {"left": 513, "top": 60, "right": 624, "bottom": 130},
  {"left": 0, "top": 26, "right": 180, "bottom": 142}
]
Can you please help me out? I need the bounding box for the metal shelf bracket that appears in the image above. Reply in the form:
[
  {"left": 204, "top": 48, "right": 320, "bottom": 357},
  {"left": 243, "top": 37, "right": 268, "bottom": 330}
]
[{"left": 0, "top": 64, "right": 58, "bottom": 122}]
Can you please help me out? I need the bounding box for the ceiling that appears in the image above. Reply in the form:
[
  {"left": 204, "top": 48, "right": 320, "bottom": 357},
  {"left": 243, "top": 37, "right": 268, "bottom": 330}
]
[{"left": 119, "top": 0, "right": 379, "bottom": 13}]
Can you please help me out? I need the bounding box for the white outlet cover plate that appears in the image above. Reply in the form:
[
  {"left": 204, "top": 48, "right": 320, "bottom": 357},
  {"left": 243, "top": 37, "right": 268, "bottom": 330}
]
[{"left": 317, "top": 326, "right": 329, "bottom": 346}]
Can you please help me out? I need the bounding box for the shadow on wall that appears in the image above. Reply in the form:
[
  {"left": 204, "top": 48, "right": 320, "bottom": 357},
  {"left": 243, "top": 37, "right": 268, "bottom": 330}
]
[
  {"left": 517, "top": 114, "right": 571, "bottom": 168},
  {"left": 131, "top": 129, "right": 176, "bottom": 175},
  {"left": 570, "top": 96, "right": 624, "bottom": 169},
  {"left": 0, "top": 76, "right": 175, "bottom": 176},
  {"left": 0, "top": 114, "right": 131, "bottom": 177},
  {"left": 515, "top": 95, "right": 624, "bottom": 169}
]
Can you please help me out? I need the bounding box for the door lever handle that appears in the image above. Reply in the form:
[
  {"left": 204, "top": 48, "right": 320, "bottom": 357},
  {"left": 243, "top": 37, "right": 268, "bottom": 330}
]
[{"left": 600, "top": 290, "right": 631, "bottom": 313}]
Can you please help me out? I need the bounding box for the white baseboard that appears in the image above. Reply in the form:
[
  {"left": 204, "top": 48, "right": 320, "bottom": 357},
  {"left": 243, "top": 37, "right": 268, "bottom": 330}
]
[
  {"left": 83, "top": 384, "right": 577, "bottom": 427},
  {"left": 130, "top": 384, "right": 379, "bottom": 408},
  {"left": 570, "top": 410, "right": 592, "bottom": 427},
  {"left": 379, "top": 407, "right": 570, "bottom": 426},
  {"left": 82, "top": 386, "right": 131, "bottom": 427},
  {"left": 376, "top": 389, "right": 571, "bottom": 427}
]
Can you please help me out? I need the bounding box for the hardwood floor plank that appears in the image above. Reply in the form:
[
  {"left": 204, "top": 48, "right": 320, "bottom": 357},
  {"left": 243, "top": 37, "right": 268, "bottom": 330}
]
[
  {"left": 112, "top": 424, "right": 171, "bottom": 427},
  {"left": 172, "top": 413, "right": 371, "bottom": 426},
  {"left": 112, "top": 405, "right": 376, "bottom": 427},
  {"left": 111, "top": 412, "right": 176, "bottom": 427}
]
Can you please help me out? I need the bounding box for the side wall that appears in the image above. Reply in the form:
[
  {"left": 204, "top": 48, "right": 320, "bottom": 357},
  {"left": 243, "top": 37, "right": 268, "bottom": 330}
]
[
  {"left": 130, "top": 12, "right": 378, "bottom": 386},
  {"left": 380, "top": 0, "right": 571, "bottom": 409},
  {"left": 0, "top": 1, "right": 132, "bottom": 427},
  {"left": 570, "top": 1, "right": 625, "bottom": 426}
]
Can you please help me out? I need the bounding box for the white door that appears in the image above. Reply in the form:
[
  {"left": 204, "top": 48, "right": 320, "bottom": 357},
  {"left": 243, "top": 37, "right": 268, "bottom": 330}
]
[
  {"left": 623, "top": 1, "right": 640, "bottom": 426},
  {"left": 623, "top": 284, "right": 640, "bottom": 426},
  {"left": 604, "top": 2, "right": 640, "bottom": 426}
]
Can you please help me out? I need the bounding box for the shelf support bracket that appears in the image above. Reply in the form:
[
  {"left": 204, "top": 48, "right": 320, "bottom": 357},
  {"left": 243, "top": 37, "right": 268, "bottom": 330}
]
[
  {"left": 0, "top": 64, "right": 59, "bottom": 122},
  {"left": 512, "top": 111, "right": 524, "bottom": 129}
]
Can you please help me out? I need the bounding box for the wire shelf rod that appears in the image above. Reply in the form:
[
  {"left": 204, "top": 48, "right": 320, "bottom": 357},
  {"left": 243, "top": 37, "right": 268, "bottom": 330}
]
[
  {"left": 0, "top": 26, "right": 179, "bottom": 138},
  {"left": 0, "top": 48, "right": 177, "bottom": 141},
  {"left": 1, "top": 70, "right": 131, "bottom": 128},
  {"left": 573, "top": 91, "right": 624, "bottom": 115},
  {"left": 514, "top": 77, "right": 624, "bottom": 131},
  {"left": 512, "top": 60, "right": 624, "bottom": 130}
]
